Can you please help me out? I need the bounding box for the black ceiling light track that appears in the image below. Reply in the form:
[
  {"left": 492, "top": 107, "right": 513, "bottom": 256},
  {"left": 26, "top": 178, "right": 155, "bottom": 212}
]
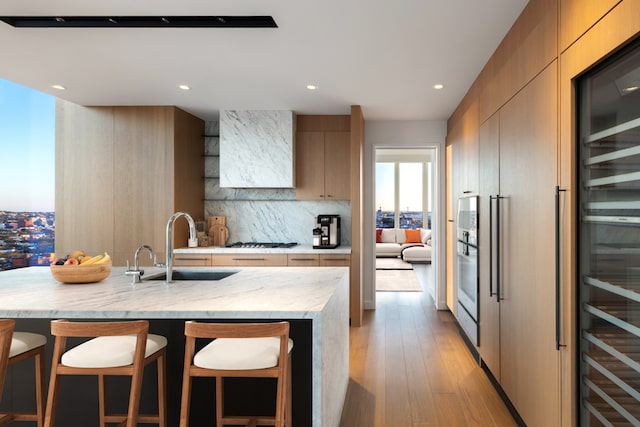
[{"left": 0, "top": 15, "right": 277, "bottom": 28}]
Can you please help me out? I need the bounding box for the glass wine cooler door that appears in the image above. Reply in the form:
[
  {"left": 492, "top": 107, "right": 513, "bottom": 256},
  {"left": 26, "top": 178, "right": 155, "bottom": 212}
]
[{"left": 578, "top": 40, "right": 640, "bottom": 426}]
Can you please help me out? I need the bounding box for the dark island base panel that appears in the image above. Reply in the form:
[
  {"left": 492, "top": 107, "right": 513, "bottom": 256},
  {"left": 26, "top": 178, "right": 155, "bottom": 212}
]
[{"left": 1, "top": 318, "right": 312, "bottom": 426}]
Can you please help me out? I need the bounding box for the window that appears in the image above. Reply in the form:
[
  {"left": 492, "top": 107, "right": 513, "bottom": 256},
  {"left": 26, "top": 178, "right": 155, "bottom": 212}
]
[
  {"left": 0, "top": 79, "right": 55, "bottom": 270},
  {"left": 375, "top": 162, "right": 396, "bottom": 228},
  {"left": 376, "top": 149, "right": 433, "bottom": 230}
]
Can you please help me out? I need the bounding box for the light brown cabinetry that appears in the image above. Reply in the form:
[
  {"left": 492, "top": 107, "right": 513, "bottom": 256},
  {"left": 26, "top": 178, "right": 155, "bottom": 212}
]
[
  {"left": 175, "top": 252, "right": 350, "bottom": 268},
  {"left": 210, "top": 254, "right": 287, "bottom": 267},
  {"left": 55, "top": 103, "right": 204, "bottom": 266},
  {"left": 296, "top": 131, "right": 351, "bottom": 200},
  {"left": 477, "top": 111, "right": 500, "bottom": 381},
  {"left": 287, "top": 254, "right": 319, "bottom": 266},
  {"left": 173, "top": 254, "right": 212, "bottom": 267},
  {"left": 319, "top": 254, "right": 350, "bottom": 266},
  {"left": 487, "top": 63, "right": 560, "bottom": 427}
]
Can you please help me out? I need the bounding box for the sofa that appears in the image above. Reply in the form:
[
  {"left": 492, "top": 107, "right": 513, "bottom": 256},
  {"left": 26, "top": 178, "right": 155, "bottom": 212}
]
[{"left": 375, "top": 228, "right": 432, "bottom": 262}]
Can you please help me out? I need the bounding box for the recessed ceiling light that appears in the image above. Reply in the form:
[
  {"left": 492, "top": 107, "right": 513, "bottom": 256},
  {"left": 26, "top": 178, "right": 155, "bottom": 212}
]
[
  {"left": 623, "top": 85, "right": 639, "bottom": 93},
  {"left": 433, "top": 84, "right": 444, "bottom": 90},
  {"left": 179, "top": 84, "right": 191, "bottom": 91},
  {"left": 306, "top": 84, "right": 318, "bottom": 90},
  {"left": 51, "top": 84, "right": 66, "bottom": 90}
]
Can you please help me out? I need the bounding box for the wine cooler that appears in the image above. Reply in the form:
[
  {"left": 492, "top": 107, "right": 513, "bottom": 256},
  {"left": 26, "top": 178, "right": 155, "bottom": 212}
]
[{"left": 578, "top": 40, "right": 640, "bottom": 425}]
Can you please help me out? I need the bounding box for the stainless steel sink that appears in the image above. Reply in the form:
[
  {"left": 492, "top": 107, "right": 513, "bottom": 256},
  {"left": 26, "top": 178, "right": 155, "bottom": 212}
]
[{"left": 146, "top": 270, "right": 239, "bottom": 281}]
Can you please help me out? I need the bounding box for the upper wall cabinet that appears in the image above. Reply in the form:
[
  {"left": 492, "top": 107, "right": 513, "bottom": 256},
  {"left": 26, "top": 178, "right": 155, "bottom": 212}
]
[
  {"left": 219, "top": 110, "right": 296, "bottom": 188},
  {"left": 296, "top": 131, "right": 351, "bottom": 200},
  {"left": 295, "top": 115, "right": 351, "bottom": 201}
]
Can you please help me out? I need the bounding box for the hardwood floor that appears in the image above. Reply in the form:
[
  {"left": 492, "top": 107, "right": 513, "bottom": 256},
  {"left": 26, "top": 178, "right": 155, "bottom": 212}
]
[{"left": 340, "top": 279, "right": 517, "bottom": 426}]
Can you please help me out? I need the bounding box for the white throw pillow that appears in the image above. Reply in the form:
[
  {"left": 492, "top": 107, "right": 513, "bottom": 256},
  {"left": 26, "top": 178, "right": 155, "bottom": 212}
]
[
  {"left": 420, "top": 229, "right": 432, "bottom": 244},
  {"left": 381, "top": 228, "right": 397, "bottom": 243},
  {"left": 395, "top": 229, "right": 407, "bottom": 244}
]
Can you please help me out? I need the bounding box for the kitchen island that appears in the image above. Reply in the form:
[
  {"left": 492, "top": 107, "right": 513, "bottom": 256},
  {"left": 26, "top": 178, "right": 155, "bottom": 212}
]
[{"left": 0, "top": 265, "right": 349, "bottom": 427}]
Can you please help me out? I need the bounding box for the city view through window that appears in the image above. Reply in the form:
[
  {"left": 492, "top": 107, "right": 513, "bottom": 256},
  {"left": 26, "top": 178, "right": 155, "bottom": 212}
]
[
  {"left": 0, "top": 79, "right": 55, "bottom": 271},
  {"left": 376, "top": 159, "right": 431, "bottom": 229}
]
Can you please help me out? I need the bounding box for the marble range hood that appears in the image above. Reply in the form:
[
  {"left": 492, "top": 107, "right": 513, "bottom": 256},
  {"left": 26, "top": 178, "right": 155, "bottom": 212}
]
[{"left": 219, "top": 110, "right": 296, "bottom": 188}]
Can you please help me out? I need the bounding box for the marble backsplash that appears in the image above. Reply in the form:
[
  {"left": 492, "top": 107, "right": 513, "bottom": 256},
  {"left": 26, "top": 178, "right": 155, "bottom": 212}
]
[{"left": 203, "top": 121, "right": 351, "bottom": 246}]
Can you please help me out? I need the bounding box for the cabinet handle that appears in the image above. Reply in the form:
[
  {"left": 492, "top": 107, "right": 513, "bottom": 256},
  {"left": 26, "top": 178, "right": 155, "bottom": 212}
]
[
  {"left": 489, "top": 196, "right": 495, "bottom": 298},
  {"left": 324, "top": 258, "right": 348, "bottom": 261},
  {"left": 232, "top": 257, "right": 265, "bottom": 261},
  {"left": 175, "top": 256, "right": 207, "bottom": 261},
  {"left": 555, "top": 185, "right": 566, "bottom": 351},
  {"left": 290, "top": 258, "right": 316, "bottom": 261},
  {"left": 490, "top": 195, "right": 503, "bottom": 303}
]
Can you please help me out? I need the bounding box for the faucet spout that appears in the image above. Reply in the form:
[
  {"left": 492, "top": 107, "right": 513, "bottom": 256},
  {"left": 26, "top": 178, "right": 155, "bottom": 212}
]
[
  {"left": 134, "top": 245, "right": 155, "bottom": 270},
  {"left": 165, "top": 212, "right": 197, "bottom": 283}
]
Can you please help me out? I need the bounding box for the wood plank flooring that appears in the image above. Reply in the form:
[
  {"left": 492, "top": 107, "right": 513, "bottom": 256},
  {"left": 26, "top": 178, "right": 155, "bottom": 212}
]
[{"left": 339, "top": 276, "right": 517, "bottom": 427}]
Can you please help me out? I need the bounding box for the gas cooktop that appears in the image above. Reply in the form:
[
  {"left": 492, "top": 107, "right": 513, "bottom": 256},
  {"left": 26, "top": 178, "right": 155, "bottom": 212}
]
[{"left": 225, "top": 242, "right": 298, "bottom": 249}]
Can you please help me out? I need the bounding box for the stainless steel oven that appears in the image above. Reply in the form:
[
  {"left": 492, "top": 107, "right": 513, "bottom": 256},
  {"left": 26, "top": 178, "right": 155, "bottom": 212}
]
[{"left": 456, "top": 195, "right": 479, "bottom": 345}]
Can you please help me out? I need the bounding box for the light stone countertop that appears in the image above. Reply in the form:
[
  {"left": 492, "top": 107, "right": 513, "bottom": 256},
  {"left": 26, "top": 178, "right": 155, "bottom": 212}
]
[
  {"left": 174, "top": 244, "right": 351, "bottom": 255},
  {"left": 0, "top": 265, "right": 348, "bottom": 319}
]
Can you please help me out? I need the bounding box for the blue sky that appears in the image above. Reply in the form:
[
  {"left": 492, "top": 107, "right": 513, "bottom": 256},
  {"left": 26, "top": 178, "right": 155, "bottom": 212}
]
[
  {"left": 376, "top": 162, "right": 423, "bottom": 211},
  {"left": 0, "top": 79, "right": 55, "bottom": 212}
]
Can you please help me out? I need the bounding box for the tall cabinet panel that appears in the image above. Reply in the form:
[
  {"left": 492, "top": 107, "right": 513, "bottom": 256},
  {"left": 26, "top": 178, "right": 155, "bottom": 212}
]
[
  {"left": 478, "top": 112, "right": 501, "bottom": 380},
  {"left": 113, "top": 107, "right": 174, "bottom": 264},
  {"left": 498, "top": 62, "right": 560, "bottom": 426},
  {"left": 55, "top": 104, "right": 115, "bottom": 257},
  {"left": 55, "top": 103, "right": 204, "bottom": 265}
]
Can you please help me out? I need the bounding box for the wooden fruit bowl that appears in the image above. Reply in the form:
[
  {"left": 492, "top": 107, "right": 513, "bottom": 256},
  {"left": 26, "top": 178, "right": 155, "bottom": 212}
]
[{"left": 50, "top": 262, "right": 112, "bottom": 284}]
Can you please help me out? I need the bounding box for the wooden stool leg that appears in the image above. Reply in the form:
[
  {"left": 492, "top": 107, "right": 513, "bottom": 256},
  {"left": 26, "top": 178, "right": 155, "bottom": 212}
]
[
  {"left": 157, "top": 350, "right": 166, "bottom": 427},
  {"left": 286, "top": 355, "right": 292, "bottom": 427},
  {"left": 179, "top": 370, "right": 192, "bottom": 426},
  {"left": 98, "top": 374, "right": 107, "bottom": 427},
  {"left": 44, "top": 336, "right": 66, "bottom": 427},
  {"left": 43, "top": 372, "right": 59, "bottom": 427},
  {"left": 35, "top": 346, "right": 46, "bottom": 427},
  {"left": 127, "top": 367, "right": 144, "bottom": 427},
  {"left": 215, "top": 376, "right": 224, "bottom": 427}
]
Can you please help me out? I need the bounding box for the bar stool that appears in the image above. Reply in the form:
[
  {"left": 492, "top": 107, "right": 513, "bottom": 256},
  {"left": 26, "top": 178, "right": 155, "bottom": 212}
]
[
  {"left": 0, "top": 319, "right": 47, "bottom": 427},
  {"left": 179, "top": 321, "right": 293, "bottom": 427},
  {"left": 44, "top": 320, "right": 167, "bottom": 427}
]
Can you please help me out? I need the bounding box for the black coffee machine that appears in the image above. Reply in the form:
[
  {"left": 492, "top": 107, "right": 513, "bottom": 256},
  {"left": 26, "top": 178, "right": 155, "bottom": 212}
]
[{"left": 313, "top": 215, "right": 341, "bottom": 249}]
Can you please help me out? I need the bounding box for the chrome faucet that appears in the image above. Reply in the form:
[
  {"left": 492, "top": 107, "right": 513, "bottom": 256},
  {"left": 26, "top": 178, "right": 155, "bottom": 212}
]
[
  {"left": 135, "top": 245, "right": 155, "bottom": 270},
  {"left": 125, "top": 245, "right": 156, "bottom": 284},
  {"left": 165, "top": 212, "right": 197, "bottom": 283}
]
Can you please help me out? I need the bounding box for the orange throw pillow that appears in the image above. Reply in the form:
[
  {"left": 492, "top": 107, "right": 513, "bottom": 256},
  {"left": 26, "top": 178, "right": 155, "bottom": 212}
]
[
  {"left": 376, "top": 229, "right": 383, "bottom": 243},
  {"left": 405, "top": 229, "right": 421, "bottom": 243}
]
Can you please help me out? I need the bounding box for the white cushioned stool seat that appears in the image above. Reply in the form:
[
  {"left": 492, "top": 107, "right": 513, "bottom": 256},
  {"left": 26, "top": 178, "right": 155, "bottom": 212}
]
[
  {"left": 10, "top": 332, "right": 47, "bottom": 358},
  {"left": 45, "top": 320, "right": 167, "bottom": 427},
  {"left": 194, "top": 337, "right": 294, "bottom": 370},
  {"left": 179, "top": 321, "right": 293, "bottom": 427},
  {"left": 61, "top": 334, "right": 167, "bottom": 368},
  {"left": 1, "top": 319, "right": 47, "bottom": 426}
]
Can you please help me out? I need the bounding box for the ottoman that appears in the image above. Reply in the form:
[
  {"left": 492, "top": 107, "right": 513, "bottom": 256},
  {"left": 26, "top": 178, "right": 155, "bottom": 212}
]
[{"left": 401, "top": 245, "right": 431, "bottom": 263}]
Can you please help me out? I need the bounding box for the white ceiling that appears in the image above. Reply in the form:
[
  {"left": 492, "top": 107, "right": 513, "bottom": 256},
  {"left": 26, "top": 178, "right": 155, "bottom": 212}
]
[{"left": 0, "top": 0, "right": 528, "bottom": 122}]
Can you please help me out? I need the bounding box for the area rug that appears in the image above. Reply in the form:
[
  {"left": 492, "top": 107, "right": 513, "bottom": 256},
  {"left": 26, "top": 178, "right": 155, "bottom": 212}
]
[
  {"left": 375, "top": 257, "right": 413, "bottom": 270},
  {"left": 376, "top": 269, "right": 423, "bottom": 292}
]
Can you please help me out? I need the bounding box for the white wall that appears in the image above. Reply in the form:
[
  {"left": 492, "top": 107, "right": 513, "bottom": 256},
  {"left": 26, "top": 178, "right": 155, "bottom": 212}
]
[{"left": 364, "top": 120, "right": 447, "bottom": 310}]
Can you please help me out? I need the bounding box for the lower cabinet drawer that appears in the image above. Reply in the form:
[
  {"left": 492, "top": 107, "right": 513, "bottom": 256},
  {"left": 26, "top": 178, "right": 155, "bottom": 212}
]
[
  {"left": 287, "top": 254, "right": 320, "bottom": 266},
  {"left": 319, "top": 254, "right": 350, "bottom": 266},
  {"left": 212, "top": 254, "right": 288, "bottom": 266},
  {"left": 210, "top": 254, "right": 238, "bottom": 266},
  {"left": 173, "top": 254, "right": 212, "bottom": 266}
]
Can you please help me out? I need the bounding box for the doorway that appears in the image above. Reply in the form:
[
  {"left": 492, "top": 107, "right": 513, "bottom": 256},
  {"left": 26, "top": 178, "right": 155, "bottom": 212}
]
[{"left": 374, "top": 148, "right": 436, "bottom": 295}]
